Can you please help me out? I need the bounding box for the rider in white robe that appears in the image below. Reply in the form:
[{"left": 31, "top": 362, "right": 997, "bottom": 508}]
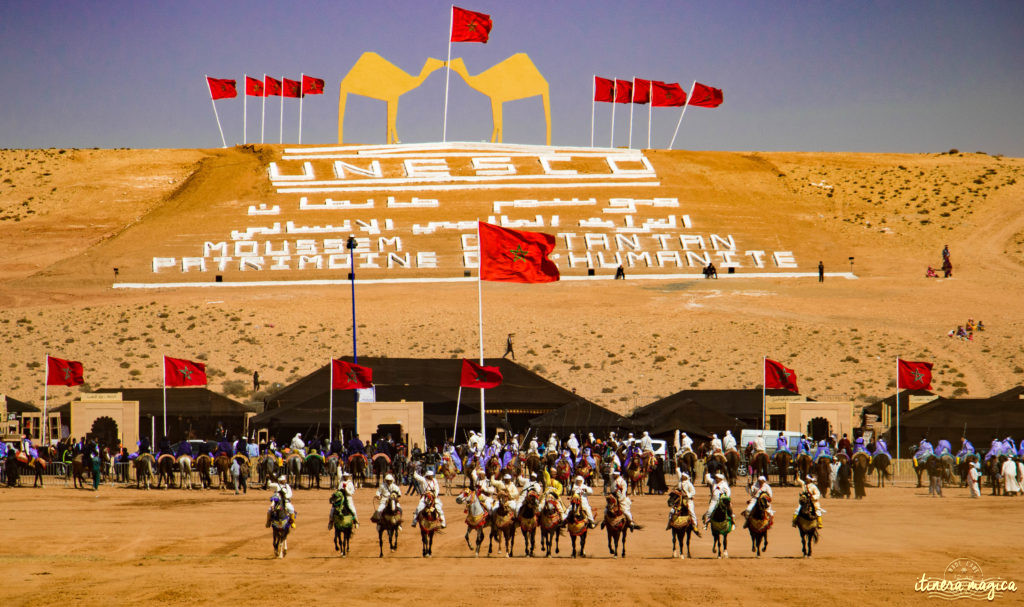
[
  {"left": 374, "top": 473, "right": 402, "bottom": 520},
  {"left": 563, "top": 475, "right": 596, "bottom": 527},
  {"left": 723, "top": 431, "right": 737, "bottom": 452},
  {"left": 794, "top": 474, "right": 824, "bottom": 528},
  {"left": 411, "top": 470, "right": 446, "bottom": 527}
]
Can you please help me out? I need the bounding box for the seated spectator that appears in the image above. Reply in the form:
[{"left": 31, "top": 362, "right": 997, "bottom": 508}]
[{"left": 925, "top": 266, "right": 937, "bottom": 278}]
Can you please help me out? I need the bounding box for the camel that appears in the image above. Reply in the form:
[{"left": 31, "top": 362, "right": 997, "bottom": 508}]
[
  {"left": 446, "top": 54, "right": 551, "bottom": 145},
  {"left": 337, "top": 53, "right": 445, "bottom": 144}
]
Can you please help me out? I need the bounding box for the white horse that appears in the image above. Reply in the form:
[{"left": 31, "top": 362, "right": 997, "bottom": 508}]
[
  {"left": 178, "top": 455, "right": 193, "bottom": 490},
  {"left": 456, "top": 488, "right": 490, "bottom": 556}
]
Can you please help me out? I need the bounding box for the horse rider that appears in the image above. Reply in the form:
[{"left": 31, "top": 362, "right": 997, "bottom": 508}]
[
  {"left": 638, "top": 431, "right": 653, "bottom": 454},
  {"left": 836, "top": 433, "right": 852, "bottom": 459},
  {"left": 546, "top": 433, "right": 559, "bottom": 454},
  {"left": 157, "top": 435, "right": 173, "bottom": 457},
  {"left": 723, "top": 430, "right": 737, "bottom": 452},
  {"left": 935, "top": 438, "right": 953, "bottom": 458},
  {"left": 346, "top": 434, "right": 365, "bottom": 457},
  {"left": 527, "top": 436, "right": 540, "bottom": 456},
  {"left": 794, "top": 474, "right": 824, "bottom": 529},
  {"left": 492, "top": 473, "right": 520, "bottom": 516},
  {"left": 567, "top": 433, "right": 580, "bottom": 457},
  {"left": 607, "top": 470, "right": 640, "bottom": 529},
  {"left": 742, "top": 475, "right": 774, "bottom": 527},
  {"left": 329, "top": 471, "right": 358, "bottom": 528},
  {"left": 710, "top": 433, "right": 723, "bottom": 454},
  {"left": 797, "top": 435, "right": 813, "bottom": 457},
  {"left": 776, "top": 432, "right": 791, "bottom": 454},
  {"left": 984, "top": 436, "right": 1002, "bottom": 462},
  {"left": 587, "top": 432, "right": 596, "bottom": 450},
  {"left": 175, "top": 438, "right": 193, "bottom": 458},
  {"left": 956, "top": 437, "right": 975, "bottom": 464},
  {"left": 290, "top": 433, "right": 306, "bottom": 457},
  {"left": 564, "top": 475, "right": 596, "bottom": 528},
  {"left": 852, "top": 436, "right": 870, "bottom": 456},
  {"left": 411, "top": 469, "right": 447, "bottom": 528},
  {"left": 752, "top": 433, "right": 767, "bottom": 455},
  {"left": 1004, "top": 436, "right": 1018, "bottom": 456},
  {"left": 873, "top": 436, "right": 889, "bottom": 457},
  {"left": 913, "top": 436, "right": 934, "bottom": 464},
  {"left": 267, "top": 474, "right": 296, "bottom": 528},
  {"left": 669, "top": 470, "right": 700, "bottom": 534},
  {"left": 517, "top": 472, "right": 544, "bottom": 515},
  {"left": 814, "top": 440, "right": 832, "bottom": 462},
  {"left": 373, "top": 473, "right": 402, "bottom": 523},
  {"left": 679, "top": 432, "right": 694, "bottom": 453},
  {"left": 702, "top": 472, "right": 732, "bottom": 528}
]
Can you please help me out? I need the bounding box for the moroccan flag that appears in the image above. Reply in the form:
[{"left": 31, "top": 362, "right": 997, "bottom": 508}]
[
  {"left": 282, "top": 78, "right": 302, "bottom": 98},
  {"left": 614, "top": 79, "right": 633, "bottom": 104},
  {"left": 632, "top": 78, "right": 651, "bottom": 104},
  {"left": 652, "top": 81, "right": 687, "bottom": 107},
  {"left": 764, "top": 358, "right": 799, "bottom": 393},
  {"left": 264, "top": 76, "right": 282, "bottom": 96},
  {"left": 460, "top": 359, "right": 503, "bottom": 389},
  {"left": 301, "top": 75, "right": 325, "bottom": 96},
  {"left": 689, "top": 82, "right": 723, "bottom": 108},
  {"left": 594, "top": 76, "right": 614, "bottom": 103},
  {"left": 898, "top": 359, "right": 933, "bottom": 390},
  {"left": 164, "top": 356, "right": 207, "bottom": 387},
  {"left": 46, "top": 356, "right": 84, "bottom": 386},
  {"left": 331, "top": 359, "right": 373, "bottom": 390},
  {"left": 451, "top": 6, "right": 492, "bottom": 43},
  {"left": 478, "top": 222, "right": 559, "bottom": 283},
  {"left": 245, "top": 76, "right": 264, "bottom": 97},
  {"left": 206, "top": 77, "right": 237, "bottom": 100}
]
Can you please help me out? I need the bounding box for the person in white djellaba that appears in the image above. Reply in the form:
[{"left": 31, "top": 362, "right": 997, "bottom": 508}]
[
  {"left": 603, "top": 470, "right": 641, "bottom": 529},
  {"left": 794, "top": 474, "right": 824, "bottom": 528},
  {"left": 563, "top": 475, "right": 596, "bottom": 528},
  {"left": 742, "top": 475, "right": 774, "bottom": 528},
  {"left": 411, "top": 469, "right": 447, "bottom": 527},
  {"left": 668, "top": 470, "right": 700, "bottom": 535},
  {"left": 373, "top": 473, "right": 402, "bottom": 522}
]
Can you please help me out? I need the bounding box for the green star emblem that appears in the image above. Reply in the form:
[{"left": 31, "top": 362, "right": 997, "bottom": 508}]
[
  {"left": 911, "top": 369, "right": 924, "bottom": 383},
  {"left": 179, "top": 367, "right": 193, "bottom": 381},
  {"left": 509, "top": 245, "right": 529, "bottom": 262}
]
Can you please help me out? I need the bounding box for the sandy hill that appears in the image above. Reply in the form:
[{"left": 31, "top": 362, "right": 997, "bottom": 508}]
[{"left": 1, "top": 144, "right": 1022, "bottom": 416}]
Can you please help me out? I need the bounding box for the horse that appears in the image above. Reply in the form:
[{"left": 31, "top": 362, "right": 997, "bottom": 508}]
[
  {"left": 347, "top": 453, "right": 368, "bottom": 488},
  {"left": 870, "top": 452, "right": 891, "bottom": 487},
  {"left": 564, "top": 494, "right": 590, "bottom": 558},
  {"left": 416, "top": 492, "right": 443, "bottom": 557},
  {"left": 708, "top": 495, "right": 733, "bottom": 558},
  {"left": 667, "top": 490, "right": 695, "bottom": 559},
  {"left": 375, "top": 490, "right": 403, "bottom": 558},
  {"left": 746, "top": 493, "right": 773, "bottom": 557},
  {"left": 553, "top": 458, "right": 573, "bottom": 490},
  {"left": 22, "top": 455, "right": 47, "bottom": 487},
  {"left": 795, "top": 491, "right": 819, "bottom": 557},
  {"left": 539, "top": 492, "right": 563, "bottom": 557},
  {"left": 773, "top": 450, "right": 793, "bottom": 486},
  {"left": 371, "top": 453, "right": 391, "bottom": 487},
  {"left": 852, "top": 452, "right": 870, "bottom": 499},
  {"left": 134, "top": 453, "right": 155, "bottom": 490},
  {"left": 724, "top": 449, "right": 741, "bottom": 486},
  {"left": 624, "top": 457, "right": 647, "bottom": 496},
  {"left": 517, "top": 489, "right": 541, "bottom": 557},
  {"left": 269, "top": 499, "right": 291, "bottom": 558},
  {"left": 573, "top": 457, "right": 595, "bottom": 487},
  {"left": 745, "top": 445, "right": 770, "bottom": 481},
  {"left": 814, "top": 457, "right": 832, "bottom": 498},
  {"left": 304, "top": 453, "right": 324, "bottom": 489},
  {"left": 488, "top": 496, "right": 517, "bottom": 557},
  {"left": 602, "top": 494, "right": 629, "bottom": 558},
  {"left": 675, "top": 449, "right": 698, "bottom": 481},
  {"left": 911, "top": 451, "right": 929, "bottom": 488},
  {"left": 440, "top": 455, "right": 459, "bottom": 495},
  {"left": 156, "top": 454, "right": 176, "bottom": 489},
  {"left": 833, "top": 454, "right": 851, "bottom": 498},
  {"left": 284, "top": 454, "right": 303, "bottom": 489},
  {"left": 214, "top": 454, "right": 233, "bottom": 489},
  {"left": 795, "top": 453, "right": 814, "bottom": 483},
  {"left": 939, "top": 453, "right": 956, "bottom": 487},
  {"left": 330, "top": 490, "right": 356, "bottom": 558},
  {"left": 599, "top": 453, "right": 619, "bottom": 494},
  {"left": 195, "top": 454, "right": 213, "bottom": 489},
  {"left": 325, "top": 454, "right": 341, "bottom": 490},
  {"left": 525, "top": 453, "right": 544, "bottom": 479},
  {"left": 4, "top": 452, "right": 20, "bottom": 487},
  {"left": 70, "top": 454, "right": 87, "bottom": 489},
  {"left": 178, "top": 455, "right": 193, "bottom": 490},
  {"left": 257, "top": 453, "right": 276, "bottom": 488},
  {"left": 456, "top": 488, "right": 490, "bottom": 557}
]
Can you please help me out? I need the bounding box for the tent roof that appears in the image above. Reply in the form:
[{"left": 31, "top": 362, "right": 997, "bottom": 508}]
[
  {"left": 633, "top": 388, "right": 799, "bottom": 425},
  {"left": 253, "top": 357, "right": 589, "bottom": 426},
  {"left": 51, "top": 388, "right": 252, "bottom": 418},
  {"left": 3, "top": 395, "right": 38, "bottom": 413},
  {"left": 630, "top": 398, "right": 748, "bottom": 439},
  {"left": 862, "top": 389, "right": 937, "bottom": 418},
  {"left": 900, "top": 397, "right": 1024, "bottom": 431},
  {"left": 528, "top": 400, "right": 635, "bottom": 432}
]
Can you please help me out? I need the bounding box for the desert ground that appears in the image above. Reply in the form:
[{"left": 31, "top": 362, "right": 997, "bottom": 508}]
[{"left": 3, "top": 478, "right": 1022, "bottom": 606}]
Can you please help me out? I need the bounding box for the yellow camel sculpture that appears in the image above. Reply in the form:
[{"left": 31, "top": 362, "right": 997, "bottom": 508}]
[
  {"left": 337, "top": 52, "right": 445, "bottom": 144},
  {"left": 447, "top": 54, "right": 551, "bottom": 145}
]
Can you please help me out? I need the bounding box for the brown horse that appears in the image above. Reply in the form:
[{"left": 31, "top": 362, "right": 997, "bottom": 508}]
[
  {"left": 195, "top": 454, "right": 213, "bottom": 489},
  {"left": 852, "top": 452, "right": 870, "bottom": 499},
  {"left": 667, "top": 490, "right": 695, "bottom": 559},
  {"left": 214, "top": 454, "right": 233, "bottom": 489},
  {"left": 724, "top": 449, "right": 741, "bottom": 486},
  {"left": 675, "top": 449, "right": 697, "bottom": 481},
  {"left": 517, "top": 489, "right": 541, "bottom": 557},
  {"left": 134, "top": 453, "right": 155, "bottom": 490},
  {"left": 773, "top": 450, "right": 793, "bottom": 486},
  {"left": 347, "top": 453, "right": 368, "bottom": 488},
  {"left": 870, "top": 452, "right": 891, "bottom": 487},
  {"left": 624, "top": 457, "right": 647, "bottom": 496},
  {"left": 22, "top": 455, "right": 46, "bottom": 487},
  {"left": 795, "top": 492, "right": 819, "bottom": 557},
  {"left": 525, "top": 453, "right": 543, "bottom": 478},
  {"left": 746, "top": 493, "right": 773, "bottom": 557},
  {"left": 538, "top": 491, "right": 563, "bottom": 557},
  {"left": 746, "top": 445, "right": 770, "bottom": 480},
  {"left": 814, "top": 458, "right": 832, "bottom": 498},
  {"left": 375, "top": 490, "right": 403, "bottom": 558},
  {"left": 573, "top": 457, "right": 595, "bottom": 487},
  {"left": 795, "top": 453, "right": 813, "bottom": 482},
  {"left": 156, "top": 454, "right": 176, "bottom": 489},
  {"left": 602, "top": 494, "right": 629, "bottom": 558},
  {"left": 71, "top": 454, "right": 87, "bottom": 489},
  {"left": 416, "top": 493, "right": 443, "bottom": 557},
  {"left": 440, "top": 455, "right": 459, "bottom": 495},
  {"left": 488, "top": 496, "right": 517, "bottom": 557},
  {"left": 564, "top": 494, "right": 590, "bottom": 558}
]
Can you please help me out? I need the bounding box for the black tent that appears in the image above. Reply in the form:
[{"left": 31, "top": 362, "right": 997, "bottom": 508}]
[
  {"left": 630, "top": 397, "right": 747, "bottom": 441},
  {"left": 632, "top": 389, "right": 795, "bottom": 434},
  {"left": 2, "top": 395, "right": 38, "bottom": 413},
  {"left": 528, "top": 400, "right": 635, "bottom": 435},
  {"left": 895, "top": 396, "right": 1024, "bottom": 454}
]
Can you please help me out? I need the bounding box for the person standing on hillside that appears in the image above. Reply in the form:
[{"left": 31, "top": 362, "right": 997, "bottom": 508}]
[
  {"left": 252, "top": 370, "right": 260, "bottom": 393},
  {"left": 503, "top": 333, "right": 515, "bottom": 360},
  {"left": 818, "top": 261, "right": 824, "bottom": 282}
]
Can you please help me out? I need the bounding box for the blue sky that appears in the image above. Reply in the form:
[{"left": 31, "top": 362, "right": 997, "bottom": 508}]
[{"left": 1, "top": 1, "right": 1022, "bottom": 154}]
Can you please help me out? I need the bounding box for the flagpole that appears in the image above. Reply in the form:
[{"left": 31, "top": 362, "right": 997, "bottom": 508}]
[
  {"left": 298, "top": 74, "right": 305, "bottom": 145},
  {"left": 609, "top": 81, "right": 616, "bottom": 148},
  {"left": 476, "top": 221, "right": 486, "bottom": 440},
  {"left": 647, "top": 81, "right": 653, "bottom": 149},
  {"left": 628, "top": 77, "right": 635, "bottom": 149},
  {"left": 442, "top": 5, "right": 454, "bottom": 142},
  {"left": 590, "top": 76, "right": 596, "bottom": 148},
  {"left": 279, "top": 77, "right": 285, "bottom": 144},
  {"left": 243, "top": 73, "right": 248, "bottom": 145},
  {"left": 453, "top": 385, "right": 462, "bottom": 440},
  {"left": 43, "top": 355, "right": 49, "bottom": 447},
  {"left": 895, "top": 357, "right": 900, "bottom": 464},
  {"left": 762, "top": 356, "right": 766, "bottom": 431},
  {"left": 206, "top": 75, "right": 227, "bottom": 148},
  {"left": 162, "top": 355, "right": 167, "bottom": 437},
  {"left": 328, "top": 357, "right": 334, "bottom": 439},
  {"left": 261, "top": 75, "right": 267, "bottom": 144},
  {"left": 668, "top": 80, "right": 697, "bottom": 151}
]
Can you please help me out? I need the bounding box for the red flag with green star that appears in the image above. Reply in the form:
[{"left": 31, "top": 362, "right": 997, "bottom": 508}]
[
  {"left": 450, "top": 6, "right": 492, "bottom": 43},
  {"left": 46, "top": 356, "right": 84, "bottom": 386},
  {"left": 764, "top": 358, "right": 798, "bottom": 393},
  {"left": 331, "top": 359, "right": 373, "bottom": 390},
  {"left": 898, "top": 359, "right": 933, "bottom": 390},
  {"left": 478, "top": 222, "right": 560, "bottom": 283},
  {"left": 460, "top": 359, "right": 503, "bottom": 389},
  {"left": 164, "top": 356, "right": 207, "bottom": 387}
]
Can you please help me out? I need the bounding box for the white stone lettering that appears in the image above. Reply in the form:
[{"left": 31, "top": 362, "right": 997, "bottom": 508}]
[
  {"left": 269, "top": 161, "right": 315, "bottom": 181},
  {"left": 333, "top": 160, "right": 382, "bottom": 178},
  {"left": 773, "top": 251, "right": 798, "bottom": 268},
  {"left": 472, "top": 157, "right": 515, "bottom": 176},
  {"left": 416, "top": 251, "right": 438, "bottom": 268},
  {"left": 404, "top": 159, "right": 450, "bottom": 178}
]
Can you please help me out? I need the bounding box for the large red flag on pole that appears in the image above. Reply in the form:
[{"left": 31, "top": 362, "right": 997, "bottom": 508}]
[
  {"left": 460, "top": 359, "right": 503, "bottom": 389},
  {"left": 669, "top": 81, "right": 724, "bottom": 150},
  {"left": 331, "top": 359, "right": 374, "bottom": 390},
  {"left": 764, "top": 358, "right": 799, "bottom": 392},
  {"left": 896, "top": 358, "right": 933, "bottom": 461},
  {"left": 652, "top": 81, "right": 687, "bottom": 107},
  {"left": 478, "top": 222, "right": 560, "bottom": 283},
  {"left": 444, "top": 6, "right": 494, "bottom": 142},
  {"left": 163, "top": 356, "right": 207, "bottom": 437},
  {"left": 205, "top": 76, "right": 235, "bottom": 148},
  {"left": 43, "top": 355, "right": 84, "bottom": 447},
  {"left": 592, "top": 76, "right": 614, "bottom": 147}
]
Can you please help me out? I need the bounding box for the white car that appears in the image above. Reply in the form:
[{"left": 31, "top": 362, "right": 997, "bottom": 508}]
[{"left": 649, "top": 439, "right": 667, "bottom": 457}]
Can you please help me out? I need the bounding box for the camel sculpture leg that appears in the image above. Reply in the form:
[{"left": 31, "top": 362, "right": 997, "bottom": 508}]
[
  {"left": 338, "top": 91, "right": 347, "bottom": 144},
  {"left": 542, "top": 90, "right": 551, "bottom": 145},
  {"left": 490, "top": 99, "right": 503, "bottom": 143}
]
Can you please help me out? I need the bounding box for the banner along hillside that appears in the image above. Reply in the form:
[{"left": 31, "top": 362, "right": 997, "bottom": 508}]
[{"left": 0, "top": 145, "right": 1022, "bottom": 411}]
